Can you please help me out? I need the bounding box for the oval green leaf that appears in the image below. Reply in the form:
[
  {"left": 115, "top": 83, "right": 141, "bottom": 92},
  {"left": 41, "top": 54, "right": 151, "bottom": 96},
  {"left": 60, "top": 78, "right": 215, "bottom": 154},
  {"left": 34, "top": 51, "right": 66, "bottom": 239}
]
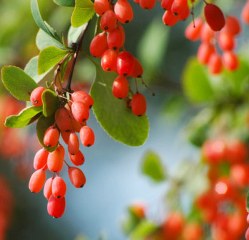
[
  {"left": 42, "top": 89, "right": 60, "bottom": 117},
  {"left": 182, "top": 58, "right": 215, "bottom": 103},
  {"left": 1, "top": 66, "right": 38, "bottom": 101},
  {"left": 38, "top": 46, "right": 69, "bottom": 74},
  {"left": 5, "top": 106, "right": 42, "bottom": 128},
  {"left": 71, "top": 0, "right": 95, "bottom": 27},
  {"left": 90, "top": 66, "right": 149, "bottom": 146}
]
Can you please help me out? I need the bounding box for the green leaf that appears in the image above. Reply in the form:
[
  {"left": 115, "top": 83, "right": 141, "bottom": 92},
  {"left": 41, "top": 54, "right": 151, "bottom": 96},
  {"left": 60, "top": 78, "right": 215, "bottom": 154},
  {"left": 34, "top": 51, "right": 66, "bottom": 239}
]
[
  {"left": 67, "top": 24, "right": 88, "bottom": 47},
  {"left": 130, "top": 220, "right": 157, "bottom": 240},
  {"left": 182, "top": 58, "right": 215, "bottom": 103},
  {"left": 36, "top": 115, "right": 56, "bottom": 151},
  {"left": 42, "top": 89, "right": 60, "bottom": 117},
  {"left": 90, "top": 66, "right": 149, "bottom": 146},
  {"left": 5, "top": 106, "right": 42, "bottom": 128},
  {"left": 31, "top": 0, "right": 60, "bottom": 41},
  {"left": 36, "top": 29, "right": 65, "bottom": 51},
  {"left": 24, "top": 56, "right": 48, "bottom": 83},
  {"left": 138, "top": 17, "right": 169, "bottom": 80},
  {"left": 141, "top": 150, "right": 166, "bottom": 182},
  {"left": 38, "top": 46, "right": 69, "bottom": 74},
  {"left": 71, "top": 0, "right": 95, "bottom": 27},
  {"left": 1, "top": 66, "right": 38, "bottom": 101},
  {"left": 53, "top": 0, "right": 75, "bottom": 6}
]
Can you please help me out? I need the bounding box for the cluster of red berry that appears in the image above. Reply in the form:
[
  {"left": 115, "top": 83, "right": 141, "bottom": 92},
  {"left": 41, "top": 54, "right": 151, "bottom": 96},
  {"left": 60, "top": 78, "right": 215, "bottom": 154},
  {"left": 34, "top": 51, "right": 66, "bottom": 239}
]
[
  {"left": 28, "top": 86, "right": 95, "bottom": 218},
  {"left": 91, "top": 0, "right": 147, "bottom": 116},
  {"left": 200, "top": 138, "right": 248, "bottom": 239}
]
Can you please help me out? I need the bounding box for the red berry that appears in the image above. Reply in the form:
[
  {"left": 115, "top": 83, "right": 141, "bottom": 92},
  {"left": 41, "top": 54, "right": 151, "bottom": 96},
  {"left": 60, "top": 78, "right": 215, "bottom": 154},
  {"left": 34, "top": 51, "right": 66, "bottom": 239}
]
[
  {"left": 69, "top": 150, "right": 85, "bottom": 166},
  {"left": 208, "top": 53, "right": 223, "bottom": 75},
  {"left": 94, "top": 0, "right": 111, "bottom": 16},
  {"left": 114, "top": 0, "right": 133, "bottom": 23},
  {"left": 43, "top": 177, "right": 53, "bottom": 200},
  {"left": 71, "top": 101, "right": 90, "bottom": 123},
  {"left": 90, "top": 32, "right": 108, "bottom": 57},
  {"left": 101, "top": 49, "right": 118, "bottom": 72},
  {"left": 52, "top": 176, "right": 67, "bottom": 198},
  {"left": 130, "top": 93, "right": 147, "bottom": 116},
  {"left": 223, "top": 16, "right": 241, "bottom": 36},
  {"left": 33, "top": 148, "right": 48, "bottom": 170},
  {"left": 68, "top": 167, "right": 86, "bottom": 188},
  {"left": 68, "top": 132, "right": 80, "bottom": 155},
  {"left": 55, "top": 107, "right": 73, "bottom": 132},
  {"left": 112, "top": 75, "right": 129, "bottom": 99},
  {"left": 171, "top": 0, "right": 190, "bottom": 20},
  {"left": 80, "top": 126, "right": 95, "bottom": 147},
  {"left": 107, "top": 25, "right": 125, "bottom": 50},
  {"left": 139, "top": 0, "right": 156, "bottom": 10},
  {"left": 218, "top": 31, "right": 235, "bottom": 51},
  {"left": 28, "top": 169, "right": 46, "bottom": 193},
  {"left": 47, "top": 195, "right": 66, "bottom": 218},
  {"left": 222, "top": 51, "right": 239, "bottom": 71},
  {"left": 116, "top": 51, "right": 135, "bottom": 76},
  {"left": 72, "top": 91, "right": 94, "bottom": 108},
  {"left": 30, "top": 86, "right": 46, "bottom": 107},
  {"left": 100, "top": 10, "right": 117, "bottom": 32},
  {"left": 204, "top": 3, "right": 225, "bottom": 31},
  {"left": 185, "top": 18, "right": 203, "bottom": 41},
  {"left": 197, "top": 42, "right": 215, "bottom": 65},
  {"left": 162, "top": 10, "right": 180, "bottom": 26},
  {"left": 161, "top": 0, "right": 174, "bottom": 10},
  {"left": 47, "top": 147, "right": 64, "bottom": 172},
  {"left": 43, "top": 126, "right": 60, "bottom": 148},
  {"left": 241, "top": 1, "right": 249, "bottom": 24}
]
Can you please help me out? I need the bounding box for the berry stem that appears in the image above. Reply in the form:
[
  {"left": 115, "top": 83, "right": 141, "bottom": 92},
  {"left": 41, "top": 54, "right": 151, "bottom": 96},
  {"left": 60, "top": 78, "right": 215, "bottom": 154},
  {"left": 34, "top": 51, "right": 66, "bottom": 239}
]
[{"left": 65, "top": 22, "right": 90, "bottom": 92}]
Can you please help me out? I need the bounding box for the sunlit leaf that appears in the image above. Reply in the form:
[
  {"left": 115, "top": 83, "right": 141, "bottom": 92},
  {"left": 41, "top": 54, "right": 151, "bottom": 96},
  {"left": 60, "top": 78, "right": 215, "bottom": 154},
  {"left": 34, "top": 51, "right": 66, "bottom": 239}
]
[
  {"left": 1, "top": 66, "right": 37, "bottom": 101},
  {"left": 130, "top": 220, "right": 157, "bottom": 240},
  {"left": 5, "top": 106, "right": 42, "bottom": 128},
  {"left": 71, "top": 0, "right": 95, "bottom": 27},
  {"left": 42, "top": 89, "right": 60, "bottom": 117},
  {"left": 53, "top": 0, "right": 75, "bottom": 7}
]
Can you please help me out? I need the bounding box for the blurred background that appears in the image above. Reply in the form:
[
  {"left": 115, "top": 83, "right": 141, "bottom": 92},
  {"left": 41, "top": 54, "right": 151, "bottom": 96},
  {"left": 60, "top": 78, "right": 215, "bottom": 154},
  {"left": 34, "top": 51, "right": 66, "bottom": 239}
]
[{"left": 0, "top": 0, "right": 249, "bottom": 239}]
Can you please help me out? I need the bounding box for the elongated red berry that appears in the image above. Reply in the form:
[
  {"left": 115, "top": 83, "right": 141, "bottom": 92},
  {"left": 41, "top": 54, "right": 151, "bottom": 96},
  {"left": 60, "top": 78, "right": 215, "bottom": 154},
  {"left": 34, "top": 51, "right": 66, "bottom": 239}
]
[
  {"left": 55, "top": 107, "right": 72, "bottom": 132},
  {"left": 222, "top": 51, "right": 239, "bottom": 71},
  {"left": 52, "top": 176, "right": 67, "bottom": 198},
  {"left": 68, "top": 132, "right": 80, "bottom": 155},
  {"left": 208, "top": 53, "right": 223, "bottom": 75},
  {"left": 130, "top": 58, "right": 143, "bottom": 78},
  {"left": 241, "top": 1, "right": 249, "bottom": 24},
  {"left": 80, "top": 126, "right": 95, "bottom": 147},
  {"left": 47, "top": 195, "right": 66, "bottom": 218},
  {"left": 218, "top": 31, "right": 235, "bottom": 51},
  {"left": 204, "top": 3, "right": 225, "bottom": 31},
  {"left": 71, "top": 91, "right": 94, "bottom": 108},
  {"left": 30, "top": 86, "right": 46, "bottom": 107},
  {"left": 171, "top": 0, "right": 189, "bottom": 20},
  {"left": 100, "top": 10, "right": 117, "bottom": 32},
  {"left": 43, "top": 126, "right": 60, "bottom": 148},
  {"left": 130, "top": 93, "right": 146, "bottom": 116},
  {"left": 114, "top": 0, "right": 133, "bottom": 23},
  {"left": 107, "top": 25, "right": 125, "bottom": 50},
  {"left": 69, "top": 151, "right": 85, "bottom": 166},
  {"left": 101, "top": 49, "right": 118, "bottom": 72},
  {"left": 223, "top": 16, "right": 241, "bottom": 36},
  {"left": 162, "top": 10, "right": 180, "bottom": 26},
  {"left": 33, "top": 148, "right": 48, "bottom": 170},
  {"left": 197, "top": 42, "right": 215, "bottom": 65},
  {"left": 94, "top": 0, "right": 111, "bottom": 16},
  {"left": 47, "top": 148, "right": 64, "bottom": 172},
  {"left": 29, "top": 169, "right": 46, "bottom": 193},
  {"left": 90, "top": 32, "right": 108, "bottom": 57},
  {"left": 112, "top": 75, "right": 129, "bottom": 99},
  {"left": 68, "top": 167, "right": 86, "bottom": 188},
  {"left": 44, "top": 177, "right": 53, "bottom": 200},
  {"left": 116, "top": 51, "right": 135, "bottom": 76},
  {"left": 71, "top": 101, "right": 90, "bottom": 123}
]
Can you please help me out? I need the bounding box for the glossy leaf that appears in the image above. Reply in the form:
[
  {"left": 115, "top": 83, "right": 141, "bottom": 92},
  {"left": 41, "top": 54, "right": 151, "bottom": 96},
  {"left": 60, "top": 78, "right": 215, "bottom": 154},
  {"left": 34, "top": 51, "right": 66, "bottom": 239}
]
[
  {"left": 36, "top": 115, "right": 57, "bottom": 151},
  {"left": 5, "top": 106, "right": 42, "bottom": 128},
  {"left": 141, "top": 150, "right": 166, "bottom": 182},
  {"left": 42, "top": 89, "right": 60, "bottom": 117},
  {"left": 53, "top": 0, "right": 75, "bottom": 6},
  {"left": 31, "top": 0, "right": 60, "bottom": 41},
  {"left": 71, "top": 0, "right": 95, "bottom": 27},
  {"left": 1, "top": 66, "right": 38, "bottom": 101},
  {"left": 183, "top": 58, "right": 215, "bottom": 103},
  {"left": 36, "top": 29, "right": 65, "bottom": 51},
  {"left": 38, "top": 46, "right": 69, "bottom": 74},
  {"left": 90, "top": 66, "right": 149, "bottom": 146}
]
